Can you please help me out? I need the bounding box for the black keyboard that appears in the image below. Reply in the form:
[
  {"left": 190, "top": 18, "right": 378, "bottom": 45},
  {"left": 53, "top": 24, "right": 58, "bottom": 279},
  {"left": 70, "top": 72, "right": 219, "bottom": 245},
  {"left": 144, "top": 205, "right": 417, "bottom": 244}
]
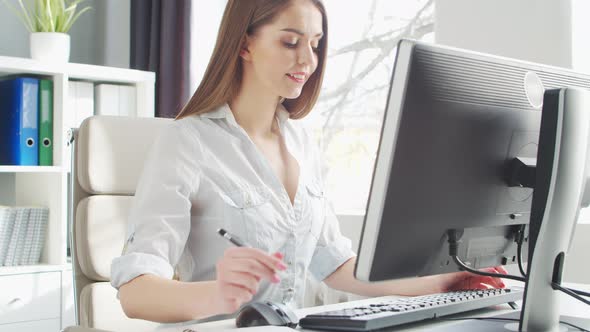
[{"left": 299, "top": 288, "right": 523, "bottom": 331}]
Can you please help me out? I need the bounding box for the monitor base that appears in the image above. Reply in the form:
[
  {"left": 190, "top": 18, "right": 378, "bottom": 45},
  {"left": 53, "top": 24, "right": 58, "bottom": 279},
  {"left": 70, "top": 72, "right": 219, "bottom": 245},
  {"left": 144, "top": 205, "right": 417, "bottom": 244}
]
[{"left": 430, "top": 311, "right": 590, "bottom": 332}]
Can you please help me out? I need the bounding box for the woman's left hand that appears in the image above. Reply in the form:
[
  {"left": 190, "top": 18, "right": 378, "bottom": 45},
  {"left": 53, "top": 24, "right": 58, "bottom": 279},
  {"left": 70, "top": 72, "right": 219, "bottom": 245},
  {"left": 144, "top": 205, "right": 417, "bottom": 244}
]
[{"left": 439, "top": 266, "right": 508, "bottom": 292}]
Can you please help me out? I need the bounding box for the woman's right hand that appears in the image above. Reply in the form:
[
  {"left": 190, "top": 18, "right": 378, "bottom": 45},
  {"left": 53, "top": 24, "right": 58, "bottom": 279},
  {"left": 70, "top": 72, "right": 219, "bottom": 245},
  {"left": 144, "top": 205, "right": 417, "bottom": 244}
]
[{"left": 214, "top": 247, "right": 287, "bottom": 314}]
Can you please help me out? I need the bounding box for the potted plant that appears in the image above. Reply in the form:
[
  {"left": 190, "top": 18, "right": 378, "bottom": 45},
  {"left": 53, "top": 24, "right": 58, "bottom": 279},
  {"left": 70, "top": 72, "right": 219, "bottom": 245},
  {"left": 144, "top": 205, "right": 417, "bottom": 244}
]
[{"left": 3, "top": 0, "right": 91, "bottom": 63}]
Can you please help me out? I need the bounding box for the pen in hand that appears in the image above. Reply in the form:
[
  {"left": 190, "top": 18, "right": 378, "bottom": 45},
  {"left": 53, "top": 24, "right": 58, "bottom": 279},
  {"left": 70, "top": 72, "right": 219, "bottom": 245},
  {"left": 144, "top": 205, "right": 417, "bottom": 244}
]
[
  {"left": 217, "top": 228, "right": 287, "bottom": 279},
  {"left": 218, "top": 228, "right": 249, "bottom": 247}
]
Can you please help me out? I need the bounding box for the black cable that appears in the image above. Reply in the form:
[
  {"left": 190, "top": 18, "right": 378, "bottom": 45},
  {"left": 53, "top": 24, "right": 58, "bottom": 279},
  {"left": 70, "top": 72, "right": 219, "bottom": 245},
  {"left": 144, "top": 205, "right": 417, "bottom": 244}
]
[
  {"left": 439, "top": 316, "right": 589, "bottom": 332},
  {"left": 516, "top": 225, "right": 527, "bottom": 277},
  {"left": 566, "top": 288, "right": 590, "bottom": 298},
  {"left": 517, "top": 242, "right": 526, "bottom": 277},
  {"left": 552, "top": 282, "right": 590, "bottom": 306},
  {"left": 572, "top": 289, "right": 590, "bottom": 298},
  {"left": 452, "top": 255, "right": 527, "bottom": 282}
]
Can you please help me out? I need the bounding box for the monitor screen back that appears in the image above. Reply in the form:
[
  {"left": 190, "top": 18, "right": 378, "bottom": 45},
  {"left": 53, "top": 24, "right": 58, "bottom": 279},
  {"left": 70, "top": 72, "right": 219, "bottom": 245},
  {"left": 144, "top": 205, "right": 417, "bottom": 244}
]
[{"left": 359, "top": 40, "right": 590, "bottom": 281}]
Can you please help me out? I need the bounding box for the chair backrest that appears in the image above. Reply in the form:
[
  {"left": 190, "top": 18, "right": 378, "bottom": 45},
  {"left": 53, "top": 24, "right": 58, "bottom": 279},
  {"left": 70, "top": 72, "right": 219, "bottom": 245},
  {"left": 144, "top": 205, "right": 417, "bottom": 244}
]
[{"left": 71, "top": 116, "right": 172, "bottom": 331}]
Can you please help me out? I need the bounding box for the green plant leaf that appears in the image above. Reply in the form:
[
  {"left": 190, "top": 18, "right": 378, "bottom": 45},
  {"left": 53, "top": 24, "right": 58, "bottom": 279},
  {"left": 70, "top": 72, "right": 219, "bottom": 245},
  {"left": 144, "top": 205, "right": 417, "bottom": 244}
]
[
  {"left": 58, "top": 0, "right": 75, "bottom": 32},
  {"left": 18, "top": 0, "right": 36, "bottom": 31},
  {"left": 34, "top": 0, "right": 47, "bottom": 31},
  {"left": 34, "top": 13, "right": 50, "bottom": 32},
  {"left": 62, "top": 5, "right": 90, "bottom": 32},
  {"left": 34, "top": 0, "right": 42, "bottom": 29},
  {"left": 3, "top": 0, "right": 91, "bottom": 33}
]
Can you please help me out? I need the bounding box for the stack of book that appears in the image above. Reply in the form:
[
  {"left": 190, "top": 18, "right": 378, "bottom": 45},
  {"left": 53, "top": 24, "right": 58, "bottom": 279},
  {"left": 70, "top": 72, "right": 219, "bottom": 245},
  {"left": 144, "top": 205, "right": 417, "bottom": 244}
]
[
  {"left": 0, "top": 76, "right": 53, "bottom": 166},
  {"left": 94, "top": 83, "right": 136, "bottom": 117},
  {"left": 68, "top": 81, "right": 137, "bottom": 125},
  {"left": 0, "top": 206, "right": 49, "bottom": 266}
]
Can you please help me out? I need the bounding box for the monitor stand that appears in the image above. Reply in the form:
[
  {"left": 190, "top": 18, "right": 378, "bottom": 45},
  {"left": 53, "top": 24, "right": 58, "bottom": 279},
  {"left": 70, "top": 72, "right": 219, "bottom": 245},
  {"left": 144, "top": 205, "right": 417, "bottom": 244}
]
[{"left": 427, "top": 311, "right": 590, "bottom": 332}]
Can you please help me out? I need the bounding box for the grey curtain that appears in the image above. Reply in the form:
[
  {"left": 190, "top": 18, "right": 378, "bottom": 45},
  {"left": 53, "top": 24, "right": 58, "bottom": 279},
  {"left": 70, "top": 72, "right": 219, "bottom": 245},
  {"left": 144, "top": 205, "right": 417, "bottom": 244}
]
[{"left": 130, "top": 0, "right": 192, "bottom": 118}]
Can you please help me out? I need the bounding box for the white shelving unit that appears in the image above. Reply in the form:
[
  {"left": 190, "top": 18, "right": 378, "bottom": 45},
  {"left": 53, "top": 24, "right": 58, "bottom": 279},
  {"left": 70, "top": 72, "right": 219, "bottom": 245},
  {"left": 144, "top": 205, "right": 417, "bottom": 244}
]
[{"left": 0, "top": 55, "right": 155, "bottom": 330}]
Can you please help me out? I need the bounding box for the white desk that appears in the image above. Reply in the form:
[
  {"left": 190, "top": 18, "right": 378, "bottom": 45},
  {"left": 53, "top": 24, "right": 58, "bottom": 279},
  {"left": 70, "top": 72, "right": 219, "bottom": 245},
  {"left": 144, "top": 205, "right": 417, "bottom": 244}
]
[
  {"left": 64, "top": 283, "right": 589, "bottom": 332},
  {"left": 154, "top": 298, "right": 507, "bottom": 332},
  {"left": 152, "top": 283, "right": 590, "bottom": 332}
]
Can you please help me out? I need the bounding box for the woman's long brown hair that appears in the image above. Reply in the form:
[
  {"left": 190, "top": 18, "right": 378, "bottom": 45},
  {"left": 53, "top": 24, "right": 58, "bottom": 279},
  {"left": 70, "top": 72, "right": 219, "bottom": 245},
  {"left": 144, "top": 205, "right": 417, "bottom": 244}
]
[{"left": 175, "top": 0, "right": 328, "bottom": 120}]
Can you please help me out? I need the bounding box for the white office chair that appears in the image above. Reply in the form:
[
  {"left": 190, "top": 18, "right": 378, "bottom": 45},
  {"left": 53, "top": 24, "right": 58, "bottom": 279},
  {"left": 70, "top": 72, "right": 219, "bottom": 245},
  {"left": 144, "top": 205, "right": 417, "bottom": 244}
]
[{"left": 69, "top": 116, "right": 171, "bottom": 331}]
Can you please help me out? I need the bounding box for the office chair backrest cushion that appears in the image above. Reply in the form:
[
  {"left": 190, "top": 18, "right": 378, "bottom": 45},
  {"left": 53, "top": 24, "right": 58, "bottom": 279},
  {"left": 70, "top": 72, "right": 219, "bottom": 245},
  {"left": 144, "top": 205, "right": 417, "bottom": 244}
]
[
  {"left": 76, "top": 195, "right": 133, "bottom": 281},
  {"left": 77, "top": 116, "right": 173, "bottom": 195}
]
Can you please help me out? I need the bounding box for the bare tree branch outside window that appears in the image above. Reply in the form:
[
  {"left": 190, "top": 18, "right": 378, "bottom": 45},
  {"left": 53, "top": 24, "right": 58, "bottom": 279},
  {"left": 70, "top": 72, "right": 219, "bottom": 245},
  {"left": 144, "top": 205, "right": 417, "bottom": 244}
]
[{"left": 302, "top": 0, "right": 435, "bottom": 213}]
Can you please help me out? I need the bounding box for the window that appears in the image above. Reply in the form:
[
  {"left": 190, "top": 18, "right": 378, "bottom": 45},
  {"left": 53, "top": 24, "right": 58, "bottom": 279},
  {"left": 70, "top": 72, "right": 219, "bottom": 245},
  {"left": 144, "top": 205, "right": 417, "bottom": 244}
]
[
  {"left": 190, "top": 1, "right": 227, "bottom": 92},
  {"left": 301, "top": 0, "right": 435, "bottom": 214}
]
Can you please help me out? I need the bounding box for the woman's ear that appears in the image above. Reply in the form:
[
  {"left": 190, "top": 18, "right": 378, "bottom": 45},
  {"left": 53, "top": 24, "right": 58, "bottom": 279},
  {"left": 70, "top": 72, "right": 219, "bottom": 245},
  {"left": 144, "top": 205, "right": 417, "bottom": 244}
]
[
  {"left": 239, "top": 48, "right": 251, "bottom": 61},
  {"left": 239, "top": 36, "right": 253, "bottom": 62}
]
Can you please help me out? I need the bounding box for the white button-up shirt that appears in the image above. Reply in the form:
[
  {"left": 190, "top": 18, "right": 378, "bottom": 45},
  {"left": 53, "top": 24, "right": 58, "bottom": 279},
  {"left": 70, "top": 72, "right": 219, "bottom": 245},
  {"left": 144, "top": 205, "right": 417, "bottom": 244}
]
[{"left": 110, "top": 103, "right": 355, "bottom": 313}]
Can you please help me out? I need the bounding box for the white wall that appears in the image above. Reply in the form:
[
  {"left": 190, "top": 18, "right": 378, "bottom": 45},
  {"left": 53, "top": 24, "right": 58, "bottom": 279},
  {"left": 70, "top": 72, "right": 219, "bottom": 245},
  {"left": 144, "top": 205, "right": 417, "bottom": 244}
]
[
  {"left": 70, "top": 0, "right": 99, "bottom": 65},
  {"left": 0, "top": 2, "right": 29, "bottom": 58},
  {"left": 94, "top": 0, "right": 131, "bottom": 68},
  {"left": 435, "top": 0, "right": 572, "bottom": 68},
  {"left": 572, "top": 0, "right": 590, "bottom": 74}
]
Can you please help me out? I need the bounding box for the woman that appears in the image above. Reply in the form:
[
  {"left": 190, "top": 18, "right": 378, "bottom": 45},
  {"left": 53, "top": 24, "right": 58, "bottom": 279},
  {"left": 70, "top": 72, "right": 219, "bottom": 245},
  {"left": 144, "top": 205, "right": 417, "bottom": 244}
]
[{"left": 111, "top": 0, "right": 507, "bottom": 323}]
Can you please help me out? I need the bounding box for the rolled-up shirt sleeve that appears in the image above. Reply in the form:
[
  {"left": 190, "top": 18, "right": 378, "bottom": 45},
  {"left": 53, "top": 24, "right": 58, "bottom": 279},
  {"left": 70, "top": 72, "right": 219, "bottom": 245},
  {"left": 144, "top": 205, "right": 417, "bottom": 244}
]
[
  {"left": 309, "top": 199, "right": 357, "bottom": 282},
  {"left": 110, "top": 122, "right": 201, "bottom": 290}
]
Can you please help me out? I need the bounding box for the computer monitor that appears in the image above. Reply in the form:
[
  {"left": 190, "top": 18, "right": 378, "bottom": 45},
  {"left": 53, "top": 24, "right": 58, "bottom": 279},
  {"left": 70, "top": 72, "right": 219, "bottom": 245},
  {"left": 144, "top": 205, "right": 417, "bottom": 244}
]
[{"left": 354, "top": 39, "right": 590, "bottom": 331}]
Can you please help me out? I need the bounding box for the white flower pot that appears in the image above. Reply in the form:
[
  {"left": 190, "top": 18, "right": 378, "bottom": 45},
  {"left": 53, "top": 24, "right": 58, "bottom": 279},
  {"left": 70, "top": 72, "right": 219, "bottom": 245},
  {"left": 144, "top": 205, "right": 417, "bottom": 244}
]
[{"left": 30, "top": 32, "right": 70, "bottom": 63}]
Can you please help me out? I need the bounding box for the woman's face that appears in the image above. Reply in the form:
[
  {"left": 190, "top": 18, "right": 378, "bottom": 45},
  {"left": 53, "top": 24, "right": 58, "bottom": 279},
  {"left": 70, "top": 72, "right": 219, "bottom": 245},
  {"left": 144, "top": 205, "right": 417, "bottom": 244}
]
[{"left": 241, "top": 0, "right": 323, "bottom": 99}]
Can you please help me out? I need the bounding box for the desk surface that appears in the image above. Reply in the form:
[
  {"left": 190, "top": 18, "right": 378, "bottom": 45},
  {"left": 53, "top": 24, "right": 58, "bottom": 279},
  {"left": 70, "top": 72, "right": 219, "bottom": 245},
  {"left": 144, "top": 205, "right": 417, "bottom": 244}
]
[
  {"left": 66, "top": 283, "right": 590, "bottom": 332},
  {"left": 156, "top": 298, "right": 510, "bottom": 332}
]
